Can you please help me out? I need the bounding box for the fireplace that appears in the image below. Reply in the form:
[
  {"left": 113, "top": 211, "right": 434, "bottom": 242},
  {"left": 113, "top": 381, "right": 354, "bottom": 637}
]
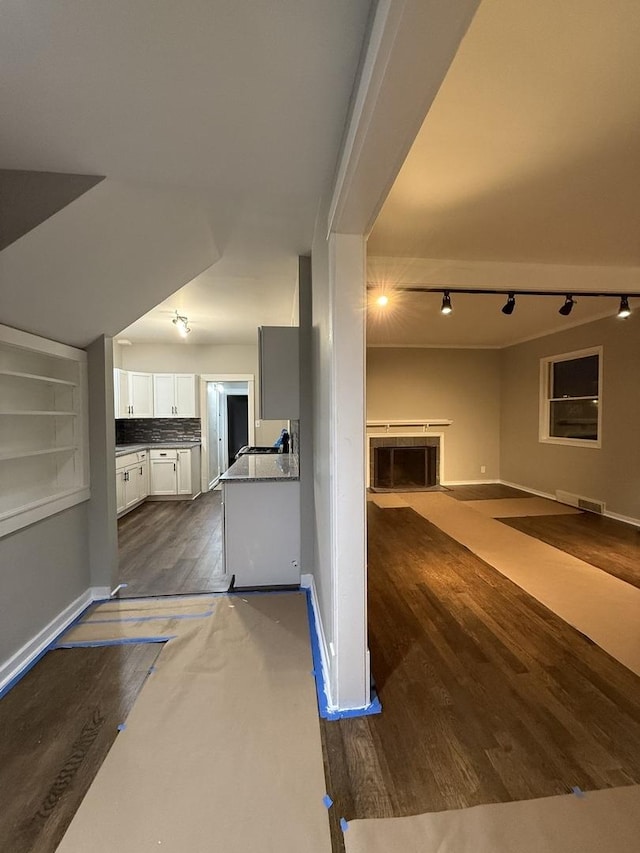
[{"left": 369, "top": 435, "right": 440, "bottom": 492}]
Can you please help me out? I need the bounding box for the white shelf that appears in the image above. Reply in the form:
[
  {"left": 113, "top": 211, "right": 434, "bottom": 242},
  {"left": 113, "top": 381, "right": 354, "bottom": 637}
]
[
  {"left": 367, "top": 419, "right": 453, "bottom": 429},
  {"left": 0, "top": 410, "right": 78, "bottom": 416},
  {"left": 0, "top": 323, "right": 89, "bottom": 539},
  {"left": 0, "top": 446, "right": 78, "bottom": 462},
  {"left": 0, "top": 369, "right": 77, "bottom": 387}
]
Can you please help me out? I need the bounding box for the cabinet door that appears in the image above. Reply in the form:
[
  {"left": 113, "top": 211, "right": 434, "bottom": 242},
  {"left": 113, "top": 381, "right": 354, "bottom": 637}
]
[
  {"left": 153, "top": 374, "right": 176, "bottom": 417},
  {"left": 150, "top": 458, "right": 177, "bottom": 495},
  {"left": 129, "top": 372, "right": 154, "bottom": 418},
  {"left": 139, "top": 461, "right": 149, "bottom": 499},
  {"left": 177, "top": 449, "right": 192, "bottom": 494},
  {"left": 124, "top": 465, "right": 141, "bottom": 508},
  {"left": 116, "top": 369, "right": 131, "bottom": 418},
  {"left": 116, "top": 470, "right": 126, "bottom": 513},
  {"left": 175, "top": 374, "right": 196, "bottom": 417},
  {"left": 258, "top": 326, "right": 299, "bottom": 419}
]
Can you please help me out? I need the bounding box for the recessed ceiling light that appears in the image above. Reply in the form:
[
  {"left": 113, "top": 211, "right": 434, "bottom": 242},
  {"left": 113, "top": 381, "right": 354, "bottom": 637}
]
[{"left": 116, "top": 339, "right": 132, "bottom": 346}]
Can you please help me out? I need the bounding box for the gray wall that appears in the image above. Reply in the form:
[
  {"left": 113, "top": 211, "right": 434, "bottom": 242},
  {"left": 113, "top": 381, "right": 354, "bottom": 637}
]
[
  {"left": 500, "top": 312, "right": 640, "bottom": 519},
  {"left": 0, "top": 505, "right": 90, "bottom": 665},
  {"left": 87, "top": 335, "right": 118, "bottom": 590},
  {"left": 367, "top": 347, "right": 502, "bottom": 482},
  {"left": 298, "top": 256, "right": 315, "bottom": 577}
]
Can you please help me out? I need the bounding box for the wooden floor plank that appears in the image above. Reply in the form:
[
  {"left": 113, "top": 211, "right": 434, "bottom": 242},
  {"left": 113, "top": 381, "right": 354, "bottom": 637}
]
[
  {"left": 321, "top": 501, "right": 640, "bottom": 852},
  {"left": 0, "top": 644, "right": 161, "bottom": 853},
  {"left": 117, "top": 491, "right": 227, "bottom": 597},
  {"left": 502, "top": 512, "right": 640, "bottom": 590}
]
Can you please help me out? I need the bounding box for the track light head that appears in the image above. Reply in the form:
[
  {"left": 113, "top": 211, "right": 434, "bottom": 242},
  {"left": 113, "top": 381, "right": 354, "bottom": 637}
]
[
  {"left": 559, "top": 295, "right": 575, "bottom": 316},
  {"left": 501, "top": 293, "right": 516, "bottom": 315},
  {"left": 441, "top": 291, "right": 453, "bottom": 315},
  {"left": 617, "top": 295, "right": 631, "bottom": 319}
]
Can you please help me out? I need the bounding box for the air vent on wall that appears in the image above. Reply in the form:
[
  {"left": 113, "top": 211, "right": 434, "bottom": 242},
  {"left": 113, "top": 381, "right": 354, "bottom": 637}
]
[{"left": 556, "top": 490, "right": 605, "bottom": 515}]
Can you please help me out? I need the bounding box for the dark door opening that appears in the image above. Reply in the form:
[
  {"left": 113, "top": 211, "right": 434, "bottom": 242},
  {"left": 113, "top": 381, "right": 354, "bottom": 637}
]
[{"left": 227, "top": 394, "right": 249, "bottom": 462}]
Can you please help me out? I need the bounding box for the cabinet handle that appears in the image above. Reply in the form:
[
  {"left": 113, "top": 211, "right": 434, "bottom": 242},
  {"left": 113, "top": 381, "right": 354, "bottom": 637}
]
[
  {"left": 140, "top": 466, "right": 143, "bottom": 475},
  {"left": 173, "top": 463, "right": 176, "bottom": 472}
]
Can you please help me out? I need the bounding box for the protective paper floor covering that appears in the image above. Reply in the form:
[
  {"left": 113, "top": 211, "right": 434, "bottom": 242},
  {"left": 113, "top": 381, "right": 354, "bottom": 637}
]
[
  {"left": 403, "top": 492, "right": 640, "bottom": 678},
  {"left": 56, "top": 593, "right": 331, "bottom": 853},
  {"left": 59, "top": 595, "right": 218, "bottom": 643},
  {"left": 464, "top": 496, "right": 581, "bottom": 518},
  {"left": 344, "top": 784, "right": 640, "bottom": 853}
]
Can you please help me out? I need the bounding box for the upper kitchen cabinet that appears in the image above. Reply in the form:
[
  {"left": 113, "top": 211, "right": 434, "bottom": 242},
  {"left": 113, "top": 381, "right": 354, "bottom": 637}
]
[
  {"left": 114, "top": 369, "right": 154, "bottom": 418},
  {"left": 153, "top": 374, "right": 197, "bottom": 418},
  {"left": 258, "top": 326, "right": 299, "bottom": 420}
]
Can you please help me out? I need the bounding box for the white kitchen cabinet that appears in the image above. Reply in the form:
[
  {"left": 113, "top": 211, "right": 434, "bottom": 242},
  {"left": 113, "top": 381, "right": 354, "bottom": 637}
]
[
  {"left": 153, "top": 374, "right": 197, "bottom": 418},
  {"left": 115, "top": 369, "right": 154, "bottom": 418},
  {"left": 177, "top": 448, "right": 192, "bottom": 494},
  {"left": 0, "top": 323, "right": 90, "bottom": 538},
  {"left": 258, "top": 326, "right": 299, "bottom": 420},
  {"left": 149, "top": 450, "right": 178, "bottom": 495},
  {"left": 116, "top": 450, "right": 148, "bottom": 515}
]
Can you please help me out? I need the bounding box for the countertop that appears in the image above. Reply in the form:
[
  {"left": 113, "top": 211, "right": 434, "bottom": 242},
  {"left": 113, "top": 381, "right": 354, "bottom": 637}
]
[
  {"left": 115, "top": 441, "right": 201, "bottom": 457},
  {"left": 220, "top": 453, "right": 299, "bottom": 483}
]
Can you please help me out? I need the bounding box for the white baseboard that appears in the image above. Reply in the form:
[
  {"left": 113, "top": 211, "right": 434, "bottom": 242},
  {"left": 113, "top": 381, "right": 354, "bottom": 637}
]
[
  {"left": 441, "top": 479, "right": 501, "bottom": 486},
  {"left": 0, "top": 585, "right": 105, "bottom": 698},
  {"left": 498, "top": 479, "right": 556, "bottom": 500},
  {"left": 604, "top": 509, "right": 640, "bottom": 528},
  {"left": 300, "top": 573, "right": 335, "bottom": 712}
]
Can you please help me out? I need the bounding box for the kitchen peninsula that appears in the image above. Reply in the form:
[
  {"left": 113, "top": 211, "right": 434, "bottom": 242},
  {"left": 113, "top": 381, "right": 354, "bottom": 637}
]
[{"left": 220, "top": 453, "right": 300, "bottom": 589}]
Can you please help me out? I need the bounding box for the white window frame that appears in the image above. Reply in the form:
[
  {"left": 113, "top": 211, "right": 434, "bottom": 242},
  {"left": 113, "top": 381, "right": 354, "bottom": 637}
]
[{"left": 539, "top": 345, "right": 602, "bottom": 449}]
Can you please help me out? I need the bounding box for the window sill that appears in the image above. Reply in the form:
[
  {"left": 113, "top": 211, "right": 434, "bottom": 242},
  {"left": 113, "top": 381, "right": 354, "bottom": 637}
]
[{"left": 539, "top": 437, "right": 601, "bottom": 449}]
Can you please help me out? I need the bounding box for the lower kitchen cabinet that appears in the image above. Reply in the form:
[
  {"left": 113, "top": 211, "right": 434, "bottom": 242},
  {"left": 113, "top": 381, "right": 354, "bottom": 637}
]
[
  {"left": 148, "top": 447, "right": 200, "bottom": 500},
  {"left": 222, "top": 479, "right": 300, "bottom": 588},
  {"left": 116, "top": 451, "right": 149, "bottom": 515}
]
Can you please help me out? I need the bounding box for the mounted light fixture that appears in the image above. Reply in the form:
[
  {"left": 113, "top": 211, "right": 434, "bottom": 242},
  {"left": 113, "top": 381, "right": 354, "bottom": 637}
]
[
  {"left": 501, "top": 293, "right": 516, "bottom": 315},
  {"left": 617, "top": 295, "right": 631, "bottom": 318},
  {"left": 172, "top": 311, "right": 191, "bottom": 337},
  {"left": 441, "top": 291, "right": 452, "bottom": 315},
  {"left": 376, "top": 294, "right": 389, "bottom": 307},
  {"left": 558, "top": 295, "right": 575, "bottom": 316}
]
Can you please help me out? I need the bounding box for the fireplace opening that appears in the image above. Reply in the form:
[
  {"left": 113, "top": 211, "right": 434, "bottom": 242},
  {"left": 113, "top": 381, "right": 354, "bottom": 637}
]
[{"left": 373, "top": 445, "right": 437, "bottom": 491}]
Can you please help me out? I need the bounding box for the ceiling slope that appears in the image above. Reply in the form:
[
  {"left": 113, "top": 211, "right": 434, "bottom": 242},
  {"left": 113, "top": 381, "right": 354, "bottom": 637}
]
[
  {"left": 0, "top": 180, "right": 218, "bottom": 348},
  {"left": 0, "top": 169, "right": 104, "bottom": 251}
]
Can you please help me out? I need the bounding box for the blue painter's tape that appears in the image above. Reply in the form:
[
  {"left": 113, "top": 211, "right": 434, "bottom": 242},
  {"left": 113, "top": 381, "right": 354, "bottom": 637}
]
[
  {"left": 340, "top": 818, "right": 349, "bottom": 832},
  {"left": 54, "top": 636, "right": 175, "bottom": 649},
  {"left": 572, "top": 786, "right": 585, "bottom": 798},
  {"left": 323, "top": 795, "right": 333, "bottom": 809},
  {"left": 117, "top": 723, "right": 127, "bottom": 732},
  {"left": 304, "top": 586, "right": 383, "bottom": 721},
  {"left": 85, "top": 610, "right": 213, "bottom": 625}
]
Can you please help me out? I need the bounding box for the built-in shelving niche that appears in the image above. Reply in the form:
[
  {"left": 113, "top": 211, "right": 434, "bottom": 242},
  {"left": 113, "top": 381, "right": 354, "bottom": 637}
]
[{"left": 0, "top": 324, "right": 90, "bottom": 537}]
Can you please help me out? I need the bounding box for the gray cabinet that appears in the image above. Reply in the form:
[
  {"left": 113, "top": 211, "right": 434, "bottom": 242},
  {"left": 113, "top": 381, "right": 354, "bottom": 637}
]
[{"left": 258, "top": 326, "right": 299, "bottom": 420}]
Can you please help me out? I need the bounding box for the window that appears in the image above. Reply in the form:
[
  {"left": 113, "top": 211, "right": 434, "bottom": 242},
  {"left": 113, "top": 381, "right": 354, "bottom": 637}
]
[{"left": 539, "top": 347, "right": 602, "bottom": 447}]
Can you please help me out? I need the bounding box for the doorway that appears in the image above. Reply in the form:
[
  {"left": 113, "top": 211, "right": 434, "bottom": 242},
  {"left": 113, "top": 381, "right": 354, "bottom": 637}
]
[{"left": 199, "top": 374, "right": 256, "bottom": 492}]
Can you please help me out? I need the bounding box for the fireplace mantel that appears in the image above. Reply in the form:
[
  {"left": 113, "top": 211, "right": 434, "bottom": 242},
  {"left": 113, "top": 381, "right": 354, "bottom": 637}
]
[{"left": 367, "top": 419, "right": 452, "bottom": 431}]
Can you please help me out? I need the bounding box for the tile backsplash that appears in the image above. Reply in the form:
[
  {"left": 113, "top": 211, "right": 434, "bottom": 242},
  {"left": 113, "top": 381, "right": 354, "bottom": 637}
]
[{"left": 116, "top": 418, "right": 201, "bottom": 444}]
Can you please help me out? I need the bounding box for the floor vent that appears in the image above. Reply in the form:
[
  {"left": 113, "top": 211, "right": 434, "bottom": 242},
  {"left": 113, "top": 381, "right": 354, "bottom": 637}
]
[{"left": 556, "top": 490, "right": 605, "bottom": 514}]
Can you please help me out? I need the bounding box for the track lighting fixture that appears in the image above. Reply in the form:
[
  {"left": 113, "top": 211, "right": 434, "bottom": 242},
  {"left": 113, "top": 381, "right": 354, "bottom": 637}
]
[
  {"left": 558, "top": 295, "right": 575, "bottom": 316},
  {"left": 617, "top": 296, "right": 631, "bottom": 319},
  {"left": 172, "top": 311, "right": 191, "bottom": 337},
  {"left": 440, "top": 291, "right": 452, "bottom": 315},
  {"left": 501, "top": 293, "right": 516, "bottom": 315}
]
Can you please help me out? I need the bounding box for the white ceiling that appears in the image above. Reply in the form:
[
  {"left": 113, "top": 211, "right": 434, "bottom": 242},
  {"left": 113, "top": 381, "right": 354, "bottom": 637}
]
[
  {"left": 366, "top": 0, "right": 640, "bottom": 346},
  {"left": 0, "top": 1, "right": 371, "bottom": 345}
]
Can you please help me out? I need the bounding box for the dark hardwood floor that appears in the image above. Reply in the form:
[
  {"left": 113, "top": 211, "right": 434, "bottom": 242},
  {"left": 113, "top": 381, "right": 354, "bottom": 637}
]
[
  {"left": 320, "top": 502, "right": 640, "bottom": 853},
  {"left": 502, "top": 512, "right": 640, "bottom": 591},
  {"left": 448, "top": 483, "right": 531, "bottom": 501},
  {"left": 0, "top": 643, "right": 161, "bottom": 853},
  {"left": 117, "top": 491, "right": 226, "bottom": 597}
]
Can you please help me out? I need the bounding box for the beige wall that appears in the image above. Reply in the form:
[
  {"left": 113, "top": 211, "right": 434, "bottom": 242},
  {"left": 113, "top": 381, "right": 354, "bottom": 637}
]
[
  {"left": 116, "top": 342, "right": 286, "bottom": 444},
  {"left": 500, "top": 312, "right": 640, "bottom": 520},
  {"left": 366, "top": 347, "right": 501, "bottom": 483}
]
